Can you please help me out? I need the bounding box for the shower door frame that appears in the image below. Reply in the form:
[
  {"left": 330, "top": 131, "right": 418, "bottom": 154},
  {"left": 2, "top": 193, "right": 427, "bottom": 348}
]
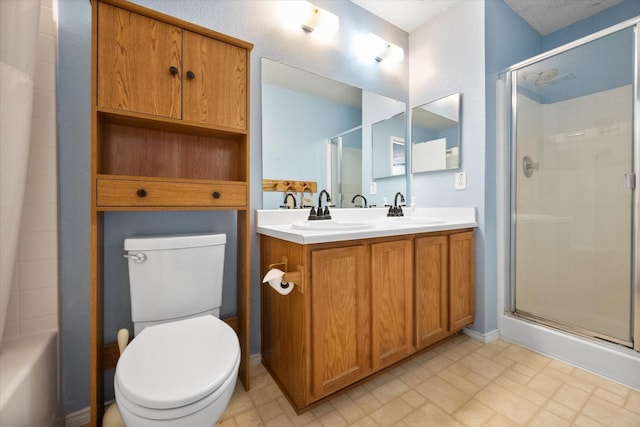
[{"left": 503, "top": 18, "right": 640, "bottom": 352}]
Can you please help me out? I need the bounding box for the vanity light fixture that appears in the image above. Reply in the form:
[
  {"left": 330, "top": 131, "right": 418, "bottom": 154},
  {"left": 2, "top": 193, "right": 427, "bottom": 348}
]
[
  {"left": 297, "top": 1, "right": 339, "bottom": 37},
  {"left": 360, "top": 33, "right": 404, "bottom": 64}
]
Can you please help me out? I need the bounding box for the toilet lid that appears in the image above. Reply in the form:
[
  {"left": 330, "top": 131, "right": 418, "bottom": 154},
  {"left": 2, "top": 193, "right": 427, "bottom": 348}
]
[{"left": 115, "top": 315, "right": 240, "bottom": 410}]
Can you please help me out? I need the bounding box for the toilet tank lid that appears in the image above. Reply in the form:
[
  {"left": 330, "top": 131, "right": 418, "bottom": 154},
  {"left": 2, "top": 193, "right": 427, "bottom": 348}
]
[{"left": 125, "top": 233, "right": 226, "bottom": 251}]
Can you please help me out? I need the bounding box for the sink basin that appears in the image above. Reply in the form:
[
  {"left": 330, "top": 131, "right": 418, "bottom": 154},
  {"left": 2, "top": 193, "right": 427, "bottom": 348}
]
[
  {"left": 291, "top": 220, "right": 375, "bottom": 231},
  {"left": 385, "top": 217, "right": 446, "bottom": 225}
]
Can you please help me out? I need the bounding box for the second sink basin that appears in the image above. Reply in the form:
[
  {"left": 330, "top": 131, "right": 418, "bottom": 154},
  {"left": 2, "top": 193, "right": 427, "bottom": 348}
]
[{"left": 291, "top": 220, "right": 375, "bottom": 231}]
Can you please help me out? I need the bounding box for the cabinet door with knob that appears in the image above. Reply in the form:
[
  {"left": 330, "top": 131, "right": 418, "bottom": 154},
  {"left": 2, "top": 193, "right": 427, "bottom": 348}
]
[
  {"left": 183, "top": 31, "right": 247, "bottom": 130},
  {"left": 97, "top": 2, "right": 182, "bottom": 119}
]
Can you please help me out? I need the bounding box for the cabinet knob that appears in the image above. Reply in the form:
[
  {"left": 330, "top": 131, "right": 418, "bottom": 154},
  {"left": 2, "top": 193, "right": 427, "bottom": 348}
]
[
  {"left": 136, "top": 189, "right": 147, "bottom": 198},
  {"left": 169, "top": 66, "right": 179, "bottom": 76},
  {"left": 212, "top": 191, "right": 221, "bottom": 199},
  {"left": 186, "top": 71, "right": 195, "bottom": 80}
]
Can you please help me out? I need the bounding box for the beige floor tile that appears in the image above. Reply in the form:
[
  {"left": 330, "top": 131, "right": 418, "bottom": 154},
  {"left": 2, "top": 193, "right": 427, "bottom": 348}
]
[
  {"left": 370, "top": 397, "right": 414, "bottom": 427},
  {"left": 552, "top": 383, "right": 592, "bottom": 411},
  {"left": 544, "top": 398, "right": 578, "bottom": 421},
  {"left": 572, "top": 369, "right": 632, "bottom": 399},
  {"left": 494, "top": 374, "right": 548, "bottom": 406},
  {"left": 547, "top": 358, "right": 575, "bottom": 375},
  {"left": 438, "top": 368, "right": 483, "bottom": 395},
  {"left": 500, "top": 345, "right": 551, "bottom": 372},
  {"left": 400, "top": 389, "right": 427, "bottom": 409},
  {"left": 329, "top": 394, "right": 367, "bottom": 424},
  {"left": 415, "top": 375, "right": 472, "bottom": 414},
  {"left": 256, "top": 399, "right": 285, "bottom": 422},
  {"left": 354, "top": 392, "right": 383, "bottom": 414},
  {"left": 217, "top": 417, "right": 237, "bottom": 427},
  {"left": 475, "top": 382, "right": 540, "bottom": 425},
  {"left": 485, "top": 413, "right": 521, "bottom": 427},
  {"left": 370, "top": 377, "right": 410, "bottom": 404},
  {"left": 249, "top": 383, "right": 282, "bottom": 407},
  {"left": 527, "top": 372, "right": 563, "bottom": 398},
  {"left": 316, "top": 409, "right": 348, "bottom": 427},
  {"left": 348, "top": 415, "right": 379, "bottom": 427},
  {"left": 457, "top": 352, "right": 507, "bottom": 381},
  {"left": 528, "top": 409, "right": 572, "bottom": 427},
  {"left": 265, "top": 413, "right": 294, "bottom": 427},
  {"left": 452, "top": 398, "right": 495, "bottom": 427},
  {"left": 593, "top": 387, "right": 627, "bottom": 407},
  {"left": 581, "top": 395, "right": 640, "bottom": 427},
  {"left": 402, "top": 402, "right": 464, "bottom": 427},
  {"left": 625, "top": 390, "right": 640, "bottom": 415},
  {"left": 310, "top": 401, "right": 336, "bottom": 419},
  {"left": 233, "top": 408, "right": 264, "bottom": 426},
  {"left": 573, "top": 413, "right": 607, "bottom": 426}
]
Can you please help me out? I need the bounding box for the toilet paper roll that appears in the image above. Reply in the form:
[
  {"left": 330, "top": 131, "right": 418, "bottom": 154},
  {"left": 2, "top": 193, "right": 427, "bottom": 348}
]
[{"left": 262, "top": 268, "right": 295, "bottom": 295}]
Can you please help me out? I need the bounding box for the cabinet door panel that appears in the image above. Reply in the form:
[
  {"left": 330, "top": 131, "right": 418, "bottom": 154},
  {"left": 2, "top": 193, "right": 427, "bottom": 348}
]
[
  {"left": 415, "top": 236, "right": 448, "bottom": 349},
  {"left": 183, "top": 31, "right": 247, "bottom": 130},
  {"left": 371, "top": 240, "right": 413, "bottom": 370},
  {"left": 449, "top": 231, "right": 475, "bottom": 331},
  {"left": 311, "top": 246, "right": 369, "bottom": 399},
  {"left": 97, "top": 3, "right": 181, "bottom": 118}
]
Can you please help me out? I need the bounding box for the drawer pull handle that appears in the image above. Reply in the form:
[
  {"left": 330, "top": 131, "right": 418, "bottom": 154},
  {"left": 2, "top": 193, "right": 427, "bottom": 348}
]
[
  {"left": 136, "top": 189, "right": 147, "bottom": 198},
  {"left": 169, "top": 66, "right": 179, "bottom": 75},
  {"left": 186, "top": 70, "right": 195, "bottom": 80},
  {"left": 212, "top": 191, "right": 221, "bottom": 199}
]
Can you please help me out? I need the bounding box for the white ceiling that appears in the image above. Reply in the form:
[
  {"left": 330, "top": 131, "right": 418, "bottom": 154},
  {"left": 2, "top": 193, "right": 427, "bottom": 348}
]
[{"left": 351, "top": 0, "right": 624, "bottom": 35}]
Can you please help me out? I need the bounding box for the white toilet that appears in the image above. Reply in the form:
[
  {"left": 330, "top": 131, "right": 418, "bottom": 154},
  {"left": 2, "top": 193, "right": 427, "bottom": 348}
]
[{"left": 114, "top": 233, "right": 239, "bottom": 426}]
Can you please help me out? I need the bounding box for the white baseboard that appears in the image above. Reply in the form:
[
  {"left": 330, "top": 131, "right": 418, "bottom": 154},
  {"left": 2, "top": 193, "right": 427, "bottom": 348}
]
[
  {"left": 65, "top": 354, "right": 264, "bottom": 426},
  {"left": 463, "top": 327, "right": 500, "bottom": 343}
]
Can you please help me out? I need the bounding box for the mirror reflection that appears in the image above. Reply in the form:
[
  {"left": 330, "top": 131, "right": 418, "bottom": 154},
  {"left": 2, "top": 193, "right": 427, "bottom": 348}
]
[
  {"left": 261, "top": 58, "right": 406, "bottom": 209},
  {"left": 372, "top": 112, "right": 406, "bottom": 179},
  {"left": 411, "top": 93, "right": 461, "bottom": 173}
]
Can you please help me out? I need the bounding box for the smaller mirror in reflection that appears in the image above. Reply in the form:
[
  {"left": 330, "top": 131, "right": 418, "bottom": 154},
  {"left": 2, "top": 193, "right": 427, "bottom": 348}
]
[
  {"left": 372, "top": 112, "right": 406, "bottom": 179},
  {"left": 411, "top": 93, "right": 461, "bottom": 173}
]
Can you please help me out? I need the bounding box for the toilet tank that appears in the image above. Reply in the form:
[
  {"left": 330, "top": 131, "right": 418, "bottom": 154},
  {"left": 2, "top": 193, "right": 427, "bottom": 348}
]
[{"left": 124, "top": 233, "right": 226, "bottom": 334}]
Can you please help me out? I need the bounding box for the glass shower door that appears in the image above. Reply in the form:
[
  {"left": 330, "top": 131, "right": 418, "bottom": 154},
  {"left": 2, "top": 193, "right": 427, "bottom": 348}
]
[{"left": 511, "top": 27, "right": 635, "bottom": 346}]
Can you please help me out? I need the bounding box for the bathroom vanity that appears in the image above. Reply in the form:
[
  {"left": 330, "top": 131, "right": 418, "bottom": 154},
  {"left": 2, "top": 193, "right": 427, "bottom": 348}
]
[{"left": 257, "top": 208, "right": 476, "bottom": 411}]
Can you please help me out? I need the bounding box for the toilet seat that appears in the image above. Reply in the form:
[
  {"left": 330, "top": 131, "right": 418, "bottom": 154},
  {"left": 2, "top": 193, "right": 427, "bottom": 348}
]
[{"left": 115, "top": 315, "right": 240, "bottom": 419}]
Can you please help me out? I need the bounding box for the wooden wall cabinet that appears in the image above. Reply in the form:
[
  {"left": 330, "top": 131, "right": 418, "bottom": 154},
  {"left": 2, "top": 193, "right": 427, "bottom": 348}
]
[
  {"left": 90, "top": 1, "right": 253, "bottom": 425},
  {"left": 261, "top": 230, "right": 474, "bottom": 412},
  {"left": 97, "top": 2, "right": 246, "bottom": 130}
]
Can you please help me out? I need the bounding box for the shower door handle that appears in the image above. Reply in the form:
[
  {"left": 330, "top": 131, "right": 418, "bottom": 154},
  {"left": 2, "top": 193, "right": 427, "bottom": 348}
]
[{"left": 624, "top": 173, "right": 636, "bottom": 189}]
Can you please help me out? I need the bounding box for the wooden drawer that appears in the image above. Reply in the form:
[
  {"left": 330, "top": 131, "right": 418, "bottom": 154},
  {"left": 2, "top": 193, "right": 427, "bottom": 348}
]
[{"left": 96, "top": 178, "right": 246, "bottom": 208}]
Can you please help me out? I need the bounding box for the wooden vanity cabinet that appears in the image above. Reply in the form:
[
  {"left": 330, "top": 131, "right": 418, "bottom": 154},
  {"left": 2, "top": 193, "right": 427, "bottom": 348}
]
[
  {"left": 415, "top": 231, "right": 475, "bottom": 350},
  {"left": 261, "top": 230, "right": 473, "bottom": 412},
  {"left": 90, "top": 1, "right": 252, "bottom": 424}
]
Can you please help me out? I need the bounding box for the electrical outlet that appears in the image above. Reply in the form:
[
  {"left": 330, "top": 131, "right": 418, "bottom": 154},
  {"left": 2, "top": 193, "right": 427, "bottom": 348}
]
[
  {"left": 455, "top": 172, "right": 467, "bottom": 190},
  {"left": 369, "top": 182, "right": 377, "bottom": 194}
]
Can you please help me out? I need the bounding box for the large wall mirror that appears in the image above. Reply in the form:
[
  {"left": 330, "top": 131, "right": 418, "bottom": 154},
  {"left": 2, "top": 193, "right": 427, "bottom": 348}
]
[
  {"left": 261, "top": 58, "right": 406, "bottom": 209},
  {"left": 411, "top": 93, "right": 461, "bottom": 173}
]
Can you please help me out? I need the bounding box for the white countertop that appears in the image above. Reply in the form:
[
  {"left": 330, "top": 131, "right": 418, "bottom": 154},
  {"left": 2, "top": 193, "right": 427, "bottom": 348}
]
[{"left": 256, "top": 207, "right": 478, "bottom": 244}]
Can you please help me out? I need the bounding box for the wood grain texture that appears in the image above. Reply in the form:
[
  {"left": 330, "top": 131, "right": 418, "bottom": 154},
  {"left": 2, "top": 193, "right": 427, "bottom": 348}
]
[
  {"left": 371, "top": 240, "right": 414, "bottom": 370},
  {"left": 183, "top": 31, "right": 247, "bottom": 131},
  {"left": 97, "top": 2, "right": 181, "bottom": 118},
  {"left": 310, "top": 245, "right": 370, "bottom": 400},
  {"left": 96, "top": 177, "right": 246, "bottom": 207},
  {"left": 262, "top": 179, "right": 318, "bottom": 193},
  {"left": 415, "top": 235, "right": 449, "bottom": 349},
  {"left": 260, "top": 236, "right": 309, "bottom": 409},
  {"left": 449, "top": 231, "right": 475, "bottom": 331}
]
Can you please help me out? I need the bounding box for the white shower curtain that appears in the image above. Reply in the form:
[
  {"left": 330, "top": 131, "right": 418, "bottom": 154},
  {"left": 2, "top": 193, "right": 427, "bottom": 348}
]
[{"left": 0, "top": 0, "right": 41, "bottom": 345}]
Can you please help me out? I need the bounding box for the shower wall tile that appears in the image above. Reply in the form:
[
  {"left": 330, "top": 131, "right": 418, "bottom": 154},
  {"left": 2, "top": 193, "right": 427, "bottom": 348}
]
[{"left": 11, "top": 0, "right": 59, "bottom": 339}]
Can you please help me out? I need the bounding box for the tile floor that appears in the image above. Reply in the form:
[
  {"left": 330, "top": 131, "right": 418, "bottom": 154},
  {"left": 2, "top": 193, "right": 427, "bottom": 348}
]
[{"left": 217, "top": 335, "right": 640, "bottom": 426}]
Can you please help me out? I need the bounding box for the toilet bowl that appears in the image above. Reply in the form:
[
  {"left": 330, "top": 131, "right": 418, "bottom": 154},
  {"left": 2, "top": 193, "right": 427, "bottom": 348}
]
[{"left": 115, "top": 315, "right": 239, "bottom": 426}]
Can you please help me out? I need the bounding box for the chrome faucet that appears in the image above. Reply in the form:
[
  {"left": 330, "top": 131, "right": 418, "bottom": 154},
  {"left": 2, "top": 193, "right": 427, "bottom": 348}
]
[
  {"left": 282, "top": 192, "right": 297, "bottom": 209},
  {"left": 387, "top": 192, "right": 405, "bottom": 217},
  {"left": 351, "top": 194, "right": 368, "bottom": 208}
]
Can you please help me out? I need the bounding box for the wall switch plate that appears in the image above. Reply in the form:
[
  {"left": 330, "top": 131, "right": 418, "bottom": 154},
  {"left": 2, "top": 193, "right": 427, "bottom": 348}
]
[
  {"left": 370, "top": 182, "right": 377, "bottom": 194},
  {"left": 455, "top": 172, "right": 467, "bottom": 190}
]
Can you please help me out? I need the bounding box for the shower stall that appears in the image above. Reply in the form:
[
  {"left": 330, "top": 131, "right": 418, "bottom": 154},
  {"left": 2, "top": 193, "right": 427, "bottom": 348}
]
[
  {"left": 329, "top": 126, "right": 363, "bottom": 208},
  {"left": 499, "top": 19, "right": 640, "bottom": 383}
]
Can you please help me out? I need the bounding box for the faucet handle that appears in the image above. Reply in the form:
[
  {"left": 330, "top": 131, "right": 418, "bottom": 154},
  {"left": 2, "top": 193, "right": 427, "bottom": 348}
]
[
  {"left": 308, "top": 206, "right": 319, "bottom": 220},
  {"left": 323, "top": 206, "right": 332, "bottom": 220}
]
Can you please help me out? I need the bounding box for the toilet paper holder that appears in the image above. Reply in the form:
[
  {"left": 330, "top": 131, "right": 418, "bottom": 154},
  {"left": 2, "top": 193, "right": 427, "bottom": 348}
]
[{"left": 267, "top": 257, "right": 305, "bottom": 294}]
